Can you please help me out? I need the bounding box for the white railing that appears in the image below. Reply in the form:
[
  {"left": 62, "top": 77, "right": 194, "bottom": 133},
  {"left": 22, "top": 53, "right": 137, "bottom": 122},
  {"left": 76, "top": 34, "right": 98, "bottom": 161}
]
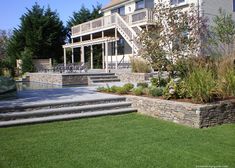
[
  {"left": 71, "top": 9, "right": 153, "bottom": 36},
  {"left": 71, "top": 14, "right": 116, "bottom": 36},
  {"left": 123, "top": 8, "right": 154, "bottom": 25},
  {"left": 115, "top": 13, "right": 139, "bottom": 53}
]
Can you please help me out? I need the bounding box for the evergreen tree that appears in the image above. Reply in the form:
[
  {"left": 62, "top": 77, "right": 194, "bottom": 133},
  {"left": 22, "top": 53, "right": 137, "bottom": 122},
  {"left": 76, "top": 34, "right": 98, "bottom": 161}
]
[
  {"left": 66, "top": 3, "right": 103, "bottom": 37},
  {"left": 67, "top": 5, "right": 91, "bottom": 29},
  {"left": 6, "top": 3, "right": 66, "bottom": 65}
]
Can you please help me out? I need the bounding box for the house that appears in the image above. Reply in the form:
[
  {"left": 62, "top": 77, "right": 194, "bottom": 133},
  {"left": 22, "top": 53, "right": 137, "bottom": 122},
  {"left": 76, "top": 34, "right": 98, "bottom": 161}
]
[{"left": 63, "top": 0, "right": 235, "bottom": 71}]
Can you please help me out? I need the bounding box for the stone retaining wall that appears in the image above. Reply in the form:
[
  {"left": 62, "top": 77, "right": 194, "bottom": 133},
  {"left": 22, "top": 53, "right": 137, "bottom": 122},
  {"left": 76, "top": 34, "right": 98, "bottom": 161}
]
[
  {"left": 126, "top": 95, "right": 235, "bottom": 128},
  {"left": 116, "top": 73, "right": 152, "bottom": 83},
  {"left": 28, "top": 73, "right": 88, "bottom": 85}
]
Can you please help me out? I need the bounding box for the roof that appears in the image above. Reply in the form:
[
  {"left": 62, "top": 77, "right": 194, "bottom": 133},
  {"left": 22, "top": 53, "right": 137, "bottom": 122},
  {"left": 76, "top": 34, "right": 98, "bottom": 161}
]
[{"left": 102, "top": 0, "right": 129, "bottom": 11}]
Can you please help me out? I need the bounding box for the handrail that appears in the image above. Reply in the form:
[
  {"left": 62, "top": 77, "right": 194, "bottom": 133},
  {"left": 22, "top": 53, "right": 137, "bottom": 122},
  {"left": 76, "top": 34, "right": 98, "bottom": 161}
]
[{"left": 71, "top": 9, "right": 153, "bottom": 36}]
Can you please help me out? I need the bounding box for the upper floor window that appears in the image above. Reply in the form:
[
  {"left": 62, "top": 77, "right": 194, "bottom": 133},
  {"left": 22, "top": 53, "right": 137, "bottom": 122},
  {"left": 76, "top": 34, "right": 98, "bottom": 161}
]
[
  {"left": 233, "top": 0, "right": 235, "bottom": 12},
  {"left": 136, "top": 0, "right": 145, "bottom": 10},
  {"left": 171, "top": 0, "right": 185, "bottom": 5},
  {"left": 111, "top": 6, "right": 125, "bottom": 16}
]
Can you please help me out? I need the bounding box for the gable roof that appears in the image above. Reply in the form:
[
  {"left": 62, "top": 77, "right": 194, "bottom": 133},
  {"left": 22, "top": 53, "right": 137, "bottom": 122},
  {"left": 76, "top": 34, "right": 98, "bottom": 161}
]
[{"left": 102, "top": 0, "right": 129, "bottom": 11}]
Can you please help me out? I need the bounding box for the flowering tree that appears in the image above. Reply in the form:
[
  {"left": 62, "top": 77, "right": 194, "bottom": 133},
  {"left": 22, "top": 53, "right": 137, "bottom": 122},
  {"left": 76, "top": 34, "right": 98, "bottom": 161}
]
[{"left": 139, "top": 0, "right": 208, "bottom": 73}]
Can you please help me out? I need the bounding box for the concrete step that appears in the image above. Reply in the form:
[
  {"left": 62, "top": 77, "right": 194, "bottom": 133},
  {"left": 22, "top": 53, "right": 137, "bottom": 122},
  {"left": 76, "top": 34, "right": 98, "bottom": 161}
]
[
  {"left": 0, "top": 108, "right": 137, "bottom": 127},
  {"left": 0, "top": 97, "right": 126, "bottom": 113},
  {"left": 89, "top": 75, "right": 118, "bottom": 80},
  {"left": 92, "top": 78, "right": 121, "bottom": 83},
  {"left": 0, "top": 102, "right": 132, "bottom": 121}
]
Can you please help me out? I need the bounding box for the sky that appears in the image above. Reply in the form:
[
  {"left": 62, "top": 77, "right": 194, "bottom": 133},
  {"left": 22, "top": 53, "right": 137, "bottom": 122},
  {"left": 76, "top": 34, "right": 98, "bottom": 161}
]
[{"left": 0, "top": 0, "right": 110, "bottom": 30}]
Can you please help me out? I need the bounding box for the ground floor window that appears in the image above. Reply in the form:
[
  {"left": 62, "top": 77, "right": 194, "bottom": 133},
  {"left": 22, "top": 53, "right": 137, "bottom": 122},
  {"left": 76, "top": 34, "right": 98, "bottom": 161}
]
[{"left": 170, "top": 0, "right": 185, "bottom": 5}]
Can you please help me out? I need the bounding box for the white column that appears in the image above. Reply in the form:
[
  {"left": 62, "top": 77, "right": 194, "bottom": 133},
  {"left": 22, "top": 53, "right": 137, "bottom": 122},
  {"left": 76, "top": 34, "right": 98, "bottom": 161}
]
[
  {"left": 71, "top": 48, "right": 74, "bottom": 63},
  {"left": 105, "top": 41, "right": 108, "bottom": 73},
  {"left": 81, "top": 45, "right": 85, "bottom": 63},
  {"left": 90, "top": 34, "right": 93, "bottom": 69},
  {"left": 115, "top": 28, "right": 118, "bottom": 69},
  {"left": 90, "top": 45, "right": 93, "bottom": 69},
  {"left": 102, "top": 43, "right": 105, "bottom": 69},
  {"left": 102, "top": 31, "right": 105, "bottom": 70},
  {"left": 63, "top": 48, "right": 67, "bottom": 66}
]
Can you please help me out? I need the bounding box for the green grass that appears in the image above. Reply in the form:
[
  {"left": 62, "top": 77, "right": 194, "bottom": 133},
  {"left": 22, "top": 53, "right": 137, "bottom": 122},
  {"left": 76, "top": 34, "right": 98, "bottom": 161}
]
[{"left": 0, "top": 114, "right": 234, "bottom": 168}]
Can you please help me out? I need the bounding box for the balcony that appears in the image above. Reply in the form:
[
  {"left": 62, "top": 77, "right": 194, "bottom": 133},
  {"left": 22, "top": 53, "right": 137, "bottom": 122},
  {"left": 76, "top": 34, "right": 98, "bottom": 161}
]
[{"left": 71, "top": 8, "right": 154, "bottom": 37}]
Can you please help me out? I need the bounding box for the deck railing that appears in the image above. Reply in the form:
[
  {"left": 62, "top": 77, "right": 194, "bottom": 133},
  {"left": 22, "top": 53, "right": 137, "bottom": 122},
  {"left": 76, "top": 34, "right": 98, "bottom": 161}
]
[{"left": 71, "top": 9, "right": 153, "bottom": 36}]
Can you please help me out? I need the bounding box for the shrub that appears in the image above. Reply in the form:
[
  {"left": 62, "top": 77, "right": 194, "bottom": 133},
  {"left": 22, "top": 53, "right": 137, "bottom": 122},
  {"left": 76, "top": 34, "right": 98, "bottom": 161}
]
[
  {"left": 151, "top": 77, "right": 168, "bottom": 87},
  {"left": 97, "top": 87, "right": 107, "bottom": 92},
  {"left": 130, "top": 57, "right": 151, "bottom": 73},
  {"left": 186, "top": 67, "right": 218, "bottom": 103},
  {"left": 123, "top": 83, "right": 134, "bottom": 92},
  {"left": 149, "top": 86, "right": 163, "bottom": 97},
  {"left": 137, "top": 82, "right": 148, "bottom": 88},
  {"left": 163, "top": 80, "right": 178, "bottom": 99},
  {"left": 110, "top": 86, "right": 119, "bottom": 93},
  {"left": 116, "top": 87, "right": 128, "bottom": 95},
  {"left": 218, "top": 69, "right": 235, "bottom": 96},
  {"left": 177, "top": 81, "right": 189, "bottom": 99},
  {"left": 132, "top": 87, "right": 143, "bottom": 96},
  {"left": 142, "top": 87, "right": 150, "bottom": 95}
]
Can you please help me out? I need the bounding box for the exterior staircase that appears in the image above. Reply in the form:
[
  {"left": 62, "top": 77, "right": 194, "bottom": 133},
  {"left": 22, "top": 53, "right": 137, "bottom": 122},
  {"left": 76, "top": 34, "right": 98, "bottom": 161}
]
[
  {"left": 0, "top": 97, "right": 137, "bottom": 127},
  {"left": 115, "top": 13, "right": 139, "bottom": 54},
  {"left": 88, "top": 73, "right": 120, "bottom": 84}
]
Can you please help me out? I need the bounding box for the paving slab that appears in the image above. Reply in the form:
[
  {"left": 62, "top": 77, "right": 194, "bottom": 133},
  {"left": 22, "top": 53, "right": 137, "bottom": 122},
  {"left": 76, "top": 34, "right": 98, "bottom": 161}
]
[{"left": 0, "top": 86, "right": 122, "bottom": 108}]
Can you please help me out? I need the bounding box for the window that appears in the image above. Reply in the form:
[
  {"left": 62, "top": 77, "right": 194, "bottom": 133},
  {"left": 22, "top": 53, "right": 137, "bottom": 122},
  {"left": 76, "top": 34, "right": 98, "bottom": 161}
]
[
  {"left": 233, "top": 0, "right": 235, "bottom": 12},
  {"left": 136, "top": 0, "right": 145, "bottom": 10},
  {"left": 145, "top": 0, "right": 154, "bottom": 8},
  {"left": 111, "top": 6, "right": 125, "bottom": 16},
  {"left": 170, "top": 0, "right": 185, "bottom": 5}
]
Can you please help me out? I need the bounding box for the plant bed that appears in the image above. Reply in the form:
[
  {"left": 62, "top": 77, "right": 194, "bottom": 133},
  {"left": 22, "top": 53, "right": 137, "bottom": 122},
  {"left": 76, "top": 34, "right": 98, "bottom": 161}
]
[
  {"left": 126, "top": 95, "right": 235, "bottom": 128},
  {"left": 97, "top": 84, "right": 235, "bottom": 128}
]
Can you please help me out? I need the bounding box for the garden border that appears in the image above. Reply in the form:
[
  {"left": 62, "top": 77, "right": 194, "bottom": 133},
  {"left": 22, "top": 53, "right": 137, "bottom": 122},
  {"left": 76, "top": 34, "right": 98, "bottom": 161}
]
[{"left": 125, "top": 95, "right": 235, "bottom": 128}]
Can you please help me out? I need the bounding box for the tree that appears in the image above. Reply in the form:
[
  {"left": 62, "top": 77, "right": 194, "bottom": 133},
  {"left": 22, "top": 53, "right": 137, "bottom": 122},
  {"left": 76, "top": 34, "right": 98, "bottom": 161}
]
[
  {"left": 6, "top": 3, "right": 66, "bottom": 64},
  {"left": 0, "top": 29, "right": 12, "bottom": 76},
  {"left": 139, "top": 0, "right": 208, "bottom": 75},
  {"left": 67, "top": 3, "right": 102, "bottom": 29},
  {"left": 21, "top": 48, "right": 34, "bottom": 73},
  {"left": 210, "top": 9, "right": 235, "bottom": 56}
]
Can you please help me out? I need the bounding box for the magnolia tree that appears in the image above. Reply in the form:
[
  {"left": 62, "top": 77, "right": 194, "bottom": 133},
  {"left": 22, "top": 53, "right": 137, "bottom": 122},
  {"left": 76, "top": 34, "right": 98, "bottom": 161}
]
[{"left": 139, "top": 0, "right": 208, "bottom": 73}]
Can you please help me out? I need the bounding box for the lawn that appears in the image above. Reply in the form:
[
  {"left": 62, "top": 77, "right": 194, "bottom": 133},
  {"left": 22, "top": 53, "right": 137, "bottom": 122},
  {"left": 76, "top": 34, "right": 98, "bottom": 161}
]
[{"left": 0, "top": 114, "right": 234, "bottom": 168}]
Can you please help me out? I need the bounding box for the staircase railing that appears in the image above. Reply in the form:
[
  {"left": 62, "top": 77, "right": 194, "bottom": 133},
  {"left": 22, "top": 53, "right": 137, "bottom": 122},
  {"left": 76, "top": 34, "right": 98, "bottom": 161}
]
[{"left": 115, "top": 13, "right": 139, "bottom": 54}]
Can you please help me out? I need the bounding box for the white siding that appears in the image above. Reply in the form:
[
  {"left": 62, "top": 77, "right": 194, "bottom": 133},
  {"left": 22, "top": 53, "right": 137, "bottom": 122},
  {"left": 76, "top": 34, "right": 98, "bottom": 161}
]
[
  {"left": 202, "top": 0, "right": 235, "bottom": 25},
  {"left": 125, "top": 2, "right": 136, "bottom": 15},
  {"left": 104, "top": 10, "right": 111, "bottom": 16}
]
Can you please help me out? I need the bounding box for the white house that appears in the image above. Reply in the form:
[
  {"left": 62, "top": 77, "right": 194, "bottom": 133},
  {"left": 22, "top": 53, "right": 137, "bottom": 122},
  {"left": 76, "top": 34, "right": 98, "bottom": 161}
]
[{"left": 63, "top": 0, "right": 235, "bottom": 70}]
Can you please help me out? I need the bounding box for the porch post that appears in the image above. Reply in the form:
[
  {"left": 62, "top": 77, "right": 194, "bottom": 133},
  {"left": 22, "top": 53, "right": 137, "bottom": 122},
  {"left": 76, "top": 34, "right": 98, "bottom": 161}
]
[
  {"left": 105, "top": 40, "right": 108, "bottom": 73},
  {"left": 102, "top": 31, "right": 105, "bottom": 70},
  {"left": 115, "top": 28, "right": 118, "bottom": 69},
  {"left": 71, "top": 48, "right": 74, "bottom": 63},
  {"left": 63, "top": 48, "right": 67, "bottom": 66},
  {"left": 90, "top": 34, "right": 93, "bottom": 69},
  {"left": 90, "top": 45, "right": 93, "bottom": 69},
  {"left": 71, "top": 39, "right": 74, "bottom": 63},
  {"left": 102, "top": 43, "right": 105, "bottom": 69},
  {"left": 81, "top": 45, "right": 85, "bottom": 63}
]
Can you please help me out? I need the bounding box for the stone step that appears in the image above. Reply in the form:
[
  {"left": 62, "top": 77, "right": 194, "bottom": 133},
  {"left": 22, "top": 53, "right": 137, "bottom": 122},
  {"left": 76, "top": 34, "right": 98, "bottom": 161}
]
[
  {"left": 0, "top": 108, "right": 137, "bottom": 127},
  {"left": 92, "top": 78, "right": 121, "bottom": 83},
  {"left": 0, "top": 102, "right": 132, "bottom": 121},
  {"left": 0, "top": 97, "right": 126, "bottom": 113},
  {"left": 89, "top": 75, "right": 118, "bottom": 80}
]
